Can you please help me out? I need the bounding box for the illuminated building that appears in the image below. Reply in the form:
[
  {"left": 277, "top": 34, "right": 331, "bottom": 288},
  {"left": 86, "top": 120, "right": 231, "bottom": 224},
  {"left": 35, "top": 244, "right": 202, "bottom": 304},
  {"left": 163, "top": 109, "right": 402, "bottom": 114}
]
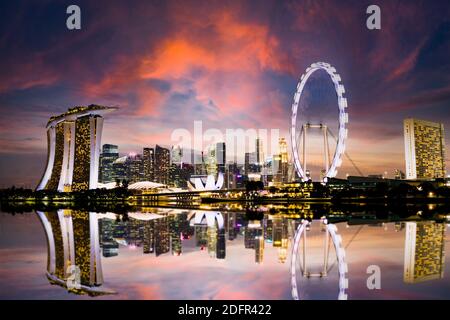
[
  {"left": 112, "top": 156, "right": 127, "bottom": 183},
  {"left": 404, "top": 221, "right": 445, "bottom": 283},
  {"left": 99, "top": 144, "right": 119, "bottom": 183},
  {"left": 255, "top": 235, "right": 264, "bottom": 264},
  {"left": 36, "top": 210, "right": 106, "bottom": 294},
  {"left": 155, "top": 145, "right": 170, "bottom": 185},
  {"left": 127, "top": 153, "right": 144, "bottom": 183},
  {"left": 143, "top": 148, "right": 155, "bottom": 182},
  {"left": 37, "top": 105, "right": 116, "bottom": 192},
  {"left": 256, "top": 137, "right": 264, "bottom": 170},
  {"left": 279, "top": 138, "right": 289, "bottom": 183},
  {"left": 404, "top": 118, "right": 446, "bottom": 179}
]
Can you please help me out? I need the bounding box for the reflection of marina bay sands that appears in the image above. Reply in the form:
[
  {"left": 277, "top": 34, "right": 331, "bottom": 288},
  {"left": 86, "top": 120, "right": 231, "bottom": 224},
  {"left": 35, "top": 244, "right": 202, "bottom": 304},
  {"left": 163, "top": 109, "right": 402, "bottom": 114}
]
[{"left": 36, "top": 105, "right": 116, "bottom": 192}]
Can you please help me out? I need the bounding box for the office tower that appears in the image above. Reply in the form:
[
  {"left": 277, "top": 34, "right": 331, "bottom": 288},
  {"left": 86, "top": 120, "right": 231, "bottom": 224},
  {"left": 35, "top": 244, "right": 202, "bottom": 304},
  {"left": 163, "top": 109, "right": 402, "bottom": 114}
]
[
  {"left": 171, "top": 145, "right": 183, "bottom": 164},
  {"left": 206, "top": 144, "right": 218, "bottom": 176},
  {"left": 143, "top": 147, "right": 155, "bottom": 181},
  {"left": 404, "top": 221, "right": 445, "bottom": 283},
  {"left": 37, "top": 105, "right": 116, "bottom": 191},
  {"left": 216, "top": 142, "right": 226, "bottom": 174},
  {"left": 279, "top": 138, "right": 289, "bottom": 183},
  {"left": 256, "top": 137, "right": 264, "bottom": 167},
  {"left": 244, "top": 152, "right": 250, "bottom": 175},
  {"left": 99, "top": 144, "right": 119, "bottom": 183},
  {"left": 112, "top": 156, "right": 127, "bottom": 183},
  {"left": 127, "top": 153, "right": 144, "bottom": 183},
  {"left": 404, "top": 118, "right": 446, "bottom": 179},
  {"left": 155, "top": 145, "right": 170, "bottom": 185}
]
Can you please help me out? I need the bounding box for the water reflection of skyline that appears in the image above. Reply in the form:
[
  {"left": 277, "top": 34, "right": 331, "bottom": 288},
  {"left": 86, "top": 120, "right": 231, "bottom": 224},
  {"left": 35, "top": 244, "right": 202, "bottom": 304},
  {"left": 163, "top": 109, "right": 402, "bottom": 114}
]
[{"left": 32, "top": 207, "right": 449, "bottom": 298}]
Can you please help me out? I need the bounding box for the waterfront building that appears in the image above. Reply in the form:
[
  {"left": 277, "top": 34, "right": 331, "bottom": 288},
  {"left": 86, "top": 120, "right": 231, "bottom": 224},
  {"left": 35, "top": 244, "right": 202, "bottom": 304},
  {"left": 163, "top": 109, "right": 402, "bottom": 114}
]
[
  {"left": 127, "top": 153, "right": 144, "bottom": 183},
  {"left": 112, "top": 156, "right": 127, "bottom": 184},
  {"left": 404, "top": 118, "right": 446, "bottom": 179},
  {"left": 143, "top": 147, "right": 155, "bottom": 182},
  {"left": 37, "top": 105, "right": 116, "bottom": 191},
  {"left": 155, "top": 145, "right": 170, "bottom": 185},
  {"left": 99, "top": 144, "right": 119, "bottom": 183}
]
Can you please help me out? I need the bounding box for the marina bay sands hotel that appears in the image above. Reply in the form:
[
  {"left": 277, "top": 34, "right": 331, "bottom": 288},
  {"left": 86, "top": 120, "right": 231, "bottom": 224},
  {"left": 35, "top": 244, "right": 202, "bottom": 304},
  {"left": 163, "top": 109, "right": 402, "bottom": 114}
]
[{"left": 36, "top": 105, "right": 116, "bottom": 192}]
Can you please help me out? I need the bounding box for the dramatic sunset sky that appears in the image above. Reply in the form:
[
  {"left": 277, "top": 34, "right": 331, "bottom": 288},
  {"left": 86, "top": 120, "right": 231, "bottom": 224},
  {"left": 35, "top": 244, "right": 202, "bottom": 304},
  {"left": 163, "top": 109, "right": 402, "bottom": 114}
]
[{"left": 0, "top": 0, "right": 449, "bottom": 187}]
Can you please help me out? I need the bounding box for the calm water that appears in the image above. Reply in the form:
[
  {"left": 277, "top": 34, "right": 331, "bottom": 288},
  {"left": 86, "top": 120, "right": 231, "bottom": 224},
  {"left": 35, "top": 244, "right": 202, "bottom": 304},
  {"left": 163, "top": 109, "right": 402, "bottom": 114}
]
[{"left": 1, "top": 206, "right": 450, "bottom": 300}]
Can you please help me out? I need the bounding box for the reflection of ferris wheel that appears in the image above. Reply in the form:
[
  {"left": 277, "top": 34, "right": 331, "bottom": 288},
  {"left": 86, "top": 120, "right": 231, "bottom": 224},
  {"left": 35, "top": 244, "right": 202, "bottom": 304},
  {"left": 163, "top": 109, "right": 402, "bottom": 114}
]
[
  {"left": 290, "top": 62, "right": 349, "bottom": 182},
  {"left": 290, "top": 219, "right": 348, "bottom": 300}
]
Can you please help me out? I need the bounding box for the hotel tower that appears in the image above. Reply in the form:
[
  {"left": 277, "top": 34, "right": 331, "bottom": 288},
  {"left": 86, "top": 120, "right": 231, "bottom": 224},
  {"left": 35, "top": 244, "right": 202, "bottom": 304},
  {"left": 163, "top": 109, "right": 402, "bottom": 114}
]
[
  {"left": 36, "top": 105, "right": 116, "bottom": 192},
  {"left": 403, "top": 118, "right": 446, "bottom": 180}
]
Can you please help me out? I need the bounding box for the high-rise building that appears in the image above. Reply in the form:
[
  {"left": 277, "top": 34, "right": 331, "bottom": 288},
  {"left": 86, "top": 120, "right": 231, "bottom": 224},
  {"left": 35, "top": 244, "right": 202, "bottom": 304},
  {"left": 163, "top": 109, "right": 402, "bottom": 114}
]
[
  {"left": 99, "top": 144, "right": 119, "bottom": 183},
  {"left": 143, "top": 148, "right": 155, "bottom": 182},
  {"left": 126, "top": 153, "right": 144, "bottom": 183},
  {"left": 37, "top": 105, "right": 116, "bottom": 191},
  {"left": 404, "top": 118, "right": 446, "bottom": 179},
  {"left": 112, "top": 156, "right": 127, "bottom": 183},
  {"left": 404, "top": 221, "right": 445, "bottom": 283},
  {"left": 256, "top": 137, "right": 264, "bottom": 167},
  {"left": 155, "top": 145, "right": 170, "bottom": 185}
]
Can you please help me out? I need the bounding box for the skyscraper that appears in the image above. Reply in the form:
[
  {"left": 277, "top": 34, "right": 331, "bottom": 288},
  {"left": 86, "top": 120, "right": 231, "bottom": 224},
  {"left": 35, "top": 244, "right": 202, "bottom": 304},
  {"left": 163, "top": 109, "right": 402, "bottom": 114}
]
[
  {"left": 37, "top": 105, "right": 116, "bottom": 191},
  {"left": 404, "top": 118, "right": 446, "bottom": 179},
  {"left": 99, "top": 144, "right": 119, "bottom": 183},
  {"left": 143, "top": 147, "right": 155, "bottom": 182},
  {"left": 155, "top": 145, "right": 170, "bottom": 185},
  {"left": 127, "top": 153, "right": 144, "bottom": 183}
]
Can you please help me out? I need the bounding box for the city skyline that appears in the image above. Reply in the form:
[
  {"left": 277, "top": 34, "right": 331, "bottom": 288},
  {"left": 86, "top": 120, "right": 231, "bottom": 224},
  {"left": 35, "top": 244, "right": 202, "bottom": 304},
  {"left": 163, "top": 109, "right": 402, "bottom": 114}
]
[{"left": 1, "top": 0, "right": 450, "bottom": 187}]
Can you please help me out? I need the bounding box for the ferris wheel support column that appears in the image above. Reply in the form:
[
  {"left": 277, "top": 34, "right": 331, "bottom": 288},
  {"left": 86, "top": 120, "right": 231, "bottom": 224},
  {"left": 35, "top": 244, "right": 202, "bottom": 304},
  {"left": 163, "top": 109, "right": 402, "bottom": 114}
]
[
  {"left": 303, "top": 124, "right": 307, "bottom": 177},
  {"left": 323, "top": 125, "right": 330, "bottom": 173}
]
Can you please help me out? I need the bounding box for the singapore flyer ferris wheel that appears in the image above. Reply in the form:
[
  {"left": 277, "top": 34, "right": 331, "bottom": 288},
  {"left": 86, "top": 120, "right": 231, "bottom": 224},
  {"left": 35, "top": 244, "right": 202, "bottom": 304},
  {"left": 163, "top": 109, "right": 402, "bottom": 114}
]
[{"left": 290, "top": 62, "right": 349, "bottom": 182}]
